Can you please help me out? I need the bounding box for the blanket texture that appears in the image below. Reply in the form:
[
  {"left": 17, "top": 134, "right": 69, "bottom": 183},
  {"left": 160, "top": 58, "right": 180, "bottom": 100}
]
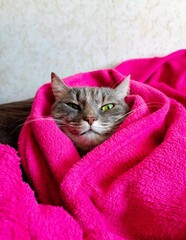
[{"left": 1, "top": 49, "right": 186, "bottom": 240}]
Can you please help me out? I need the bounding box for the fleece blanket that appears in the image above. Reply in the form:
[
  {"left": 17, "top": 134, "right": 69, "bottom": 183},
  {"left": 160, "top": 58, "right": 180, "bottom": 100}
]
[{"left": 1, "top": 49, "right": 186, "bottom": 240}]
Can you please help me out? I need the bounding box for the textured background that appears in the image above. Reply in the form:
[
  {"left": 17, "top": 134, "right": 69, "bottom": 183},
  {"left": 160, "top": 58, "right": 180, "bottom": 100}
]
[{"left": 1, "top": 0, "right": 186, "bottom": 103}]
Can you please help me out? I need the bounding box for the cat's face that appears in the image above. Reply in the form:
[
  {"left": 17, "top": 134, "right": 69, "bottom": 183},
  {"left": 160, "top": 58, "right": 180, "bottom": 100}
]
[{"left": 51, "top": 73, "right": 130, "bottom": 153}]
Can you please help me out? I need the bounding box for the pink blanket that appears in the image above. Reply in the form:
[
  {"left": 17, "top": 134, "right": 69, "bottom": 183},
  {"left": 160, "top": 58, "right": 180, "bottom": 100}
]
[{"left": 1, "top": 50, "right": 186, "bottom": 239}]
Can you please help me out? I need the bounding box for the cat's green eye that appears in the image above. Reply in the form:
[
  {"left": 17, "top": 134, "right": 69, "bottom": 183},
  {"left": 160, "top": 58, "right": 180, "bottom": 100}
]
[
  {"left": 66, "top": 103, "right": 81, "bottom": 110},
  {"left": 101, "top": 103, "right": 115, "bottom": 112}
]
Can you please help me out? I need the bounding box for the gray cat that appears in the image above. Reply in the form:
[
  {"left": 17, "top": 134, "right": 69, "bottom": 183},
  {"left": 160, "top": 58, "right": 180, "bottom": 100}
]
[{"left": 51, "top": 73, "right": 130, "bottom": 155}]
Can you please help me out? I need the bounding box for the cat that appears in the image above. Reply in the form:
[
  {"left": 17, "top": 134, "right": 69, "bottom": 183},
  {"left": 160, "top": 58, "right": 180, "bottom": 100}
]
[{"left": 51, "top": 72, "right": 130, "bottom": 156}]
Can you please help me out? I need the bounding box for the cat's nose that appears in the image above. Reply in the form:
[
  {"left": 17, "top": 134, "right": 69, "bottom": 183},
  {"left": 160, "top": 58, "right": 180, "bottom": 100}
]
[{"left": 84, "top": 116, "right": 96, "bottom": 125}]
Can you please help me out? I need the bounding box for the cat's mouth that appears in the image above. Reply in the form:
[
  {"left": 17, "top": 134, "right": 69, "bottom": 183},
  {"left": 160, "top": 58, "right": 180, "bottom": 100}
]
[{"left": 80, "top": 129, "right": 101, "bottom": 136}]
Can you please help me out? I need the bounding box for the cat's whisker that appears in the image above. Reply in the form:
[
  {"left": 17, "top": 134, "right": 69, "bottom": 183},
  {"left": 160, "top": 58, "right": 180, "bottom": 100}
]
[
  {"left": 7, "top": 125, "right": 24, "bottom": 136},
  {"left": 67, "top": 124, "right": 82, "bottom": 129},
  {"left": 24, "top": 117, "right": 55, "bottom": 125},
  {"left": 7, "top": 117, "right": 56, "bottom": 135},
  {"left": 8, "top": 116, "right": 30, "bottom": 129},
  {"left": 110, "top": 101, "right": 165, "bottom": 124},
  {"left": 123, "top": 102, "right": 164, "bottom": 118}
]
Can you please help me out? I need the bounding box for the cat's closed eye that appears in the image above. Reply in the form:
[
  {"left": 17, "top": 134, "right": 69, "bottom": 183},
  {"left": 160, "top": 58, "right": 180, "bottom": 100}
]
[{"left": 65, "top": 103, "right": 81, "bottom": 111}]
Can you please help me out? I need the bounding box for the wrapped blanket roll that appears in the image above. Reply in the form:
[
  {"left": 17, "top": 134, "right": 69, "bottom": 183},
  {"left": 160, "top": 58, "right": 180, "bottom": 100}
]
[{"left": 0, "top": 49, "right": 186, "bottom": 239}]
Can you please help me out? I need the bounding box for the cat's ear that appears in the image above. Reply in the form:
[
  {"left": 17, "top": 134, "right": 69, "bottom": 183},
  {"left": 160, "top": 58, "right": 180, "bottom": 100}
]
[
  {"left": 115, "top": 75, "right": 130, "bottom": 99},
  {"left": 51, "top": 72, "right": 69, "bottom": 99}
]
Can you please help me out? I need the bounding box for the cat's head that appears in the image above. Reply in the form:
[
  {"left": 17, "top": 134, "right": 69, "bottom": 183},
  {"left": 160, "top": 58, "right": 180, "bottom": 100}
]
[{"left": 51, "top": 72, "right": 130, "bottom": 153}]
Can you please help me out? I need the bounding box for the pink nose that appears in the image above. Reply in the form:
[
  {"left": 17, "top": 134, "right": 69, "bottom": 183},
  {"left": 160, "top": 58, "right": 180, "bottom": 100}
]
[{"left": 85, "top": 116, "right": 96, "bottom": 125}]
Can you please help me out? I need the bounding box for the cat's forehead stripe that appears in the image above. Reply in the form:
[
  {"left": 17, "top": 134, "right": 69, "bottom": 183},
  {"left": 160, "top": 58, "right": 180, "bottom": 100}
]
[
  {"left": 71, "top": 87, "right": 120, "bottom": 107},
  {"left": 75, "top": 89, "right": 80, "bottom": 101},
  {"left": 75, "top": 87, "right": 101, "bottom": 102}
]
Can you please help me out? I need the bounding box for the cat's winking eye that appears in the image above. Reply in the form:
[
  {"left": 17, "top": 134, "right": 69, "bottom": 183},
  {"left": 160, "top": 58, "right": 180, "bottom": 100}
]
[
  {"left": 101, "top": 103, "right": 115, "bottom": 112},
  {"left": 65, "top": 103, "right": 81, "bottom": 111}
]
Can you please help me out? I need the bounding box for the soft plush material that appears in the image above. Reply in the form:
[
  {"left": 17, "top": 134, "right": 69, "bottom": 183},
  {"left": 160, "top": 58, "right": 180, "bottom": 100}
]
[
  {"left": 1, "top": 49, "right": 186, "bottom": 239},
  {"left": 115, "top": 49, "right": 186, "bottom": 107}
]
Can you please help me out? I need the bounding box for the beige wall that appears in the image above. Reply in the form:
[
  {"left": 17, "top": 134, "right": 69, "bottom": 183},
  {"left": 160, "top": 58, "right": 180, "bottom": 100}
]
[{"left": 1, "top": 0, "right": 186, "bottom": 103}]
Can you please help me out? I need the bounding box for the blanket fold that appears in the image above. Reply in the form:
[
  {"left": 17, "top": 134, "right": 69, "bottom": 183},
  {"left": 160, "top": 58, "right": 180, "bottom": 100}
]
[
  {"left": 115, "top": 49, "right": 186, "bottom": 107},
  {"left": 0, "top": 145, "right": 82, "bottom": 240},
  {"left": 1, "top": 49, "right": 186, "bottom": 239}
]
